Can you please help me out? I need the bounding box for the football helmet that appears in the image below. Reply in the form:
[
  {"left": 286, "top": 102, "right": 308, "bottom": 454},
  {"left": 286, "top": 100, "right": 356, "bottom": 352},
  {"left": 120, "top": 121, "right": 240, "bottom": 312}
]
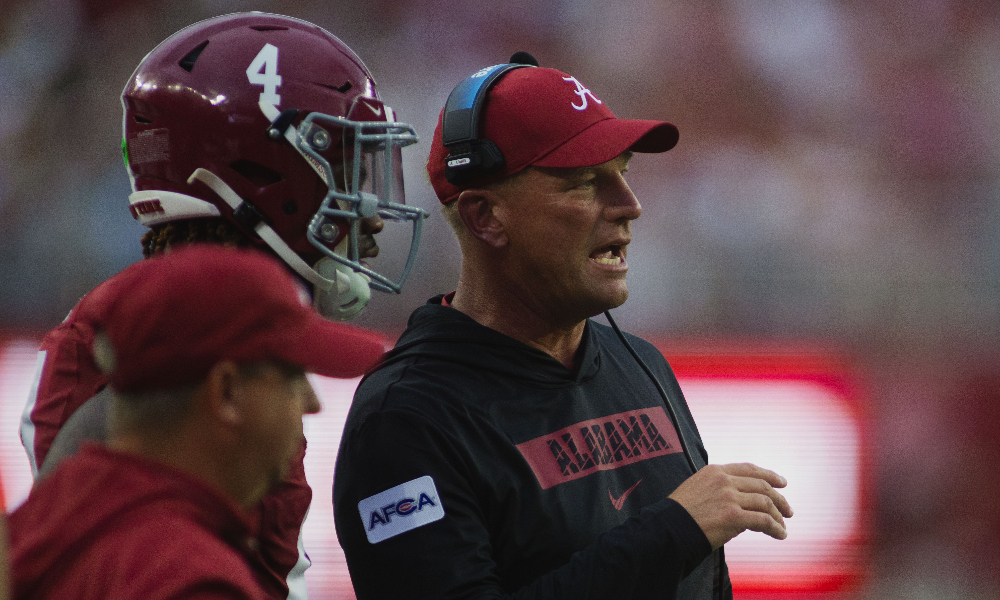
[{"left": 121, "top": 12, "right": 426, "bottom": 320}]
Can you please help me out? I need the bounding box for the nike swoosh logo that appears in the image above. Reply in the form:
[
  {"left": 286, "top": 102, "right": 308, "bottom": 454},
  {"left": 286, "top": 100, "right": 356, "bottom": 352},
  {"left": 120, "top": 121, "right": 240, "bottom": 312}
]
[
  {"left": 609, "top": 479, "right": 643, "bottom": 511},
  {"left": 360, "top": 99, "right": 382, "bottom": 116}
]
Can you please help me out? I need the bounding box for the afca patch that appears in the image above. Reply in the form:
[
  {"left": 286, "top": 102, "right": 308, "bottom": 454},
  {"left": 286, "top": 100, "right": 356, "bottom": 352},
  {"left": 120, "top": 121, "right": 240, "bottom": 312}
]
[{"left": 358, "top": 475, "right": 445, "bottom": 544}]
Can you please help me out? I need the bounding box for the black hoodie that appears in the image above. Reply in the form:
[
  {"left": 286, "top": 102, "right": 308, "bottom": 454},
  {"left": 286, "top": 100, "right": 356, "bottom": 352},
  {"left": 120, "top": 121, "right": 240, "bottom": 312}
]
[{"left": 334, "top": 298, "right": 732, "bottom": 600}]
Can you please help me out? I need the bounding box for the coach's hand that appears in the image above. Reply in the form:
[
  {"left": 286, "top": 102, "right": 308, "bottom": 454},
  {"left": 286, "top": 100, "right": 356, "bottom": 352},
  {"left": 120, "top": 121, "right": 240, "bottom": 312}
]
[{"left": 668, "top": 463, "right": 793, "bottom": 550}]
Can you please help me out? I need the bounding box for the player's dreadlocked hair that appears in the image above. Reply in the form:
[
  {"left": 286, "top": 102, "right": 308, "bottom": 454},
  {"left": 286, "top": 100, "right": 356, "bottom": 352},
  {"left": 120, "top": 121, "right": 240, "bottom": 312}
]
[{"left": 140, "top": 218, "right": 253, "bottom": 258}]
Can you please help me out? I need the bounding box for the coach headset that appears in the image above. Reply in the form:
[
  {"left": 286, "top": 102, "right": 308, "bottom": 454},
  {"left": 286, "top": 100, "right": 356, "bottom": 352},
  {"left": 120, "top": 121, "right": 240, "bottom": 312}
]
[{"left": 441, "top": 54, "right": 702, "bottom": 475}]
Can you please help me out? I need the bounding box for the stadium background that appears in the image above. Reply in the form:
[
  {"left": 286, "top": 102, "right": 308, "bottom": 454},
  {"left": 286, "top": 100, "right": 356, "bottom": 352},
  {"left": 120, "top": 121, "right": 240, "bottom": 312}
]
[{"left": 2, "top": 0, "right": 1000, "bottom": 598}]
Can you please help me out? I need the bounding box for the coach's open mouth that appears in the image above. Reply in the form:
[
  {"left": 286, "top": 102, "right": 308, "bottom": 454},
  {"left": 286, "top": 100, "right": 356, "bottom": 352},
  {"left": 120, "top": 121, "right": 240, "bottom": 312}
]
[{"left": 590, "top": 245, "right": 623, "bottom": 265}]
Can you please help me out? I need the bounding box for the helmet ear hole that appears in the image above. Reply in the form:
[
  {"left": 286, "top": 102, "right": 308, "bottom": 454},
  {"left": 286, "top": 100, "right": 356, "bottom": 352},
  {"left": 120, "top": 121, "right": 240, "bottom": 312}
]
[{"left": 230, "top": 160, "right": 283, "bottom": 189}]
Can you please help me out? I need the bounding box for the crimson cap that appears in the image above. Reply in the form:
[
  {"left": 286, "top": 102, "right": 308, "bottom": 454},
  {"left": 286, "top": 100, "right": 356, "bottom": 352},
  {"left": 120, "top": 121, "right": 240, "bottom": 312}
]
[
  {"left": 95, "top": 245, "right": 386, "bottom": 393},
  {"left": 427, "top": 66, "right": 679, "bottom": 204}
]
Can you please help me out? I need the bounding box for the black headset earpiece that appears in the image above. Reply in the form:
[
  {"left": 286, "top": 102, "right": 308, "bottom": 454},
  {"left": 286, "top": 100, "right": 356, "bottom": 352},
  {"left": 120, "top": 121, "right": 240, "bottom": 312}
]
[{"left": 442, "top": 52, "right": 538, "bottom": 185}]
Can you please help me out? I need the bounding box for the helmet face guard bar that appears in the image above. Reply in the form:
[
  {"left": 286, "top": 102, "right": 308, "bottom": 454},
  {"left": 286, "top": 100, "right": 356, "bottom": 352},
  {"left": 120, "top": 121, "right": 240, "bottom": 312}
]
[{"left": 297, "top": 111, "right": 427, "bottom": 294}]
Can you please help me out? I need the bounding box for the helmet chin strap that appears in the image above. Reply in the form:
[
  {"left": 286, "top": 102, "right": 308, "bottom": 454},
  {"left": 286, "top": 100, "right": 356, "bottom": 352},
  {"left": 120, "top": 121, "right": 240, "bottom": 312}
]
[
  {"left": 186, "top": 168, "right": 371, "bottom": 321},
  {"left": 314, "top": 256, "right": 371, "bottom": 321}
]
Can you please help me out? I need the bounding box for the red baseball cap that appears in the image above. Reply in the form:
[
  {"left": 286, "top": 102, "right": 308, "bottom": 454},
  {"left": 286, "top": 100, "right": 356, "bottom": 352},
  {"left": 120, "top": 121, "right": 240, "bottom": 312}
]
[
  {"left": 94, "top": 245, "right": 387, "bottom": 393},
  {"left": 427, "top": 66, "right": 679, "bottom": 203}
]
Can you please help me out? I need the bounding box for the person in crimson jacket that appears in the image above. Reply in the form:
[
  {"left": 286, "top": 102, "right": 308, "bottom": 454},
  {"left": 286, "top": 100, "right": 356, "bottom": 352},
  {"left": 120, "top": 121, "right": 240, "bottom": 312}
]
[
  {"left": 19, "top": 12, "right": 425, "bottom": 600},
  {"left": 333, "top": 56, "right": 794, "bottom": 599},
  {"left": 10, "top": 245, "right": 388, "bottom": 600}
]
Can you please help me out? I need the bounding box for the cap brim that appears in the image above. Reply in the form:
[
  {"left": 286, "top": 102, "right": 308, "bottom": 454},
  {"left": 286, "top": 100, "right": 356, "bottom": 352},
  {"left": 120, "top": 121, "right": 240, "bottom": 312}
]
[
  {"left": 274, "top": 316, "right": 388, "bottom": 379},
  {"left": 533, "top": 118, "right": 679, "bottom": 169}
]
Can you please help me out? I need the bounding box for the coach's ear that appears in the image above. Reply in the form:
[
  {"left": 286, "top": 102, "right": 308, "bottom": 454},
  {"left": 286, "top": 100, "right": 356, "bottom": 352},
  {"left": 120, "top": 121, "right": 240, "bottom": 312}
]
[
  {"left": 456, "top": 189, "right": 508, "bottom": 249},
  {"left": 202, "top": 361, "right": 243, "bottom": 427}
]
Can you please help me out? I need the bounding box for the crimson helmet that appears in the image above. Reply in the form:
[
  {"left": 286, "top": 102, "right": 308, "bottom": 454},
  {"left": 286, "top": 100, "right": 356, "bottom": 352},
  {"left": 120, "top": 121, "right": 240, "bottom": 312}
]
[{"left": 122, "top": 12, "right": 426, "bottom": 320}]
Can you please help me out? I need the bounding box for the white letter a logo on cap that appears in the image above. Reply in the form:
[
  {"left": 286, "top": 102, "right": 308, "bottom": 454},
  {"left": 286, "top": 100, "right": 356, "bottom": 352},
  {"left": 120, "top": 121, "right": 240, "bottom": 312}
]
[{"left": 563, "top": 76, "right": 602, "bottom": 111}]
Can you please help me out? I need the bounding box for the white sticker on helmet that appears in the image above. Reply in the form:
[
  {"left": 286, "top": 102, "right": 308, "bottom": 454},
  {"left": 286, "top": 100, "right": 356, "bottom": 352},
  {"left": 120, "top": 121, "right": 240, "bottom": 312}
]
[
  {"left": 358, "top": 475, "right": 445, "bottom": 544},
  {"left": 127, "top": 190, "right": 221, "bottom": 227}
]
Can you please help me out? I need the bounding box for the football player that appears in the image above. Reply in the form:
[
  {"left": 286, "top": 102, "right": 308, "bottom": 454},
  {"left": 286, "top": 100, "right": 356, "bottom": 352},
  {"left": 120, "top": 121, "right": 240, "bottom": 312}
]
[{"left": 19, "top": 12, "right": 426, "bottom": 600}]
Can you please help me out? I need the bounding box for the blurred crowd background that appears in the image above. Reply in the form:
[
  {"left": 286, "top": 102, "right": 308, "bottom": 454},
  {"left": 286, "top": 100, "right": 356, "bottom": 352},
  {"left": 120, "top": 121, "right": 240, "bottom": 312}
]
[{"left": 2, "top": 0, "right": 1000, "bottom": 598}]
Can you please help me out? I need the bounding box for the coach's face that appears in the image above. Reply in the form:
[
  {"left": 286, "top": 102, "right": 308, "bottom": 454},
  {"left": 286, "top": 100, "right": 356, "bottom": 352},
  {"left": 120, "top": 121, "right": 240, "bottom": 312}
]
[
  {"left": 493, "top": 152, "right": 640, "bottom": 323},
  {"left": 237, "top": 361, "right": 321, "bottom": 502}
]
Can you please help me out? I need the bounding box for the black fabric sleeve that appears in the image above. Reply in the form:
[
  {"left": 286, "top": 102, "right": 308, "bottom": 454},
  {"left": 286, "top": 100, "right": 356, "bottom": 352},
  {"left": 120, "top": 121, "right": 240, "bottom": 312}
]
[{"left": 334, "top": 408, "right": 712, "bottom": 600}]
